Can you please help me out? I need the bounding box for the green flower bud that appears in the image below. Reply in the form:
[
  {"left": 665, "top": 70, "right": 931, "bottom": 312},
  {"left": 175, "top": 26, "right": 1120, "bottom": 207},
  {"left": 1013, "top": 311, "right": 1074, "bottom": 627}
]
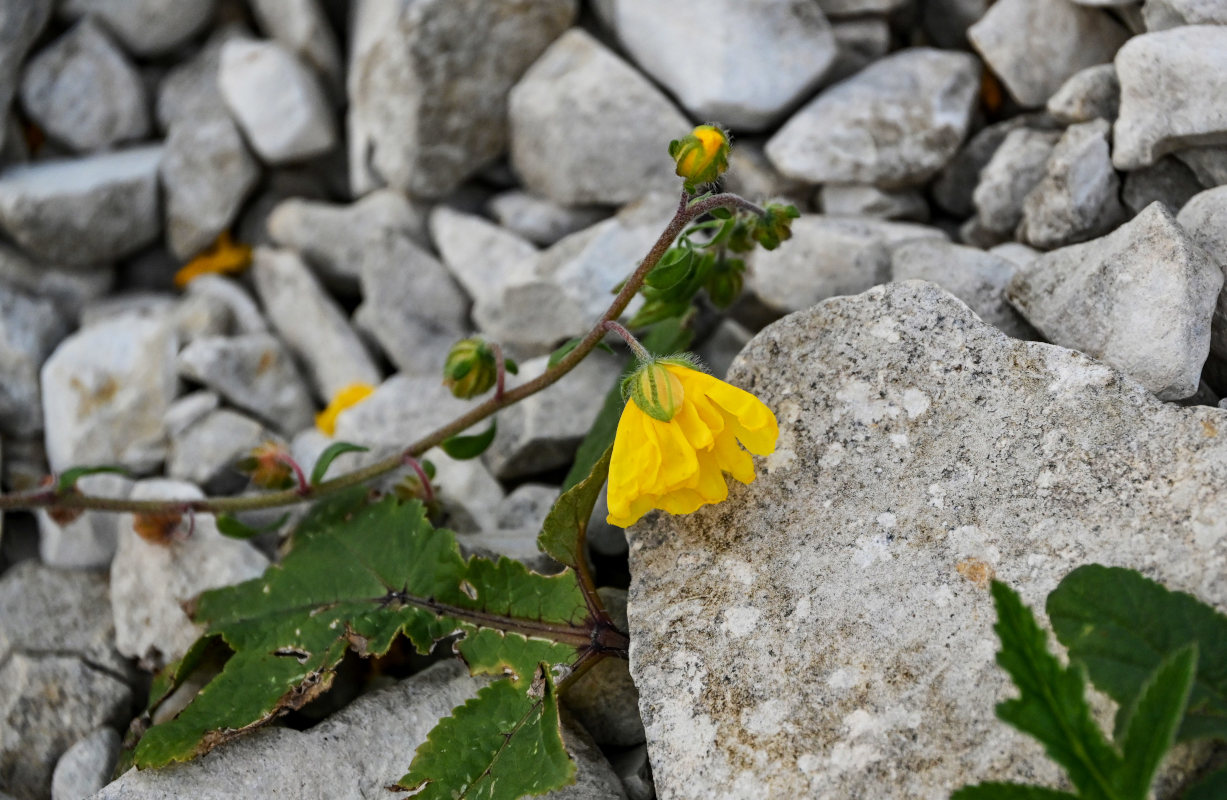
[
  {"left": 627, "top": 361, "right": 686, "bottom": 422},
  {"left": 668, "top": 124, "right": 731, "bottom": 193},
  {"left": 443, "top": 338, "right": 498, "bottom": 399},
  {"left": 236, "top": 441, "right": 296, "bottom": 490},
  {"left": 705, "top": 258, "right": 745, "bottom": 308},
  {"left": 752, "top": 203, "right": 800, "bottom": 251}
]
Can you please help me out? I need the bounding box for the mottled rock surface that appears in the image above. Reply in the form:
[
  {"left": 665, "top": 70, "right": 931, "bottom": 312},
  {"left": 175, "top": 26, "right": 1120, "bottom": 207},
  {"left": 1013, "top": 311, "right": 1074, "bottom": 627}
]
[{"left": 628, "top": 281, "right": 1227, "bottom": 799}]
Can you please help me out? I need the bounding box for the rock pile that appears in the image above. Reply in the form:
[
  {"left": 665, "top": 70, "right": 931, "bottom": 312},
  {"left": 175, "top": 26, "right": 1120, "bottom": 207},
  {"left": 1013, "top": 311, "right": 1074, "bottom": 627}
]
[{"left": 0, "top": 1, "right": 1223, "bottom": 798}]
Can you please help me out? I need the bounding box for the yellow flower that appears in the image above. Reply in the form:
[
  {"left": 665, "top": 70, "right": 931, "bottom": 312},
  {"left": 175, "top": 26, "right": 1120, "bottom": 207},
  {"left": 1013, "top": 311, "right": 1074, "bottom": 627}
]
[
  {"left": 607, "top": 360, "right": 778, "bottom": 528},
  {"left": 669, "top": 124, "right": 730, "bottom": 191},
  {"left": 173, "top": 231, "right": 253, "bottom": 288},
  {"left": 315, "top": 383, "right": 376, "bottom": 436}
]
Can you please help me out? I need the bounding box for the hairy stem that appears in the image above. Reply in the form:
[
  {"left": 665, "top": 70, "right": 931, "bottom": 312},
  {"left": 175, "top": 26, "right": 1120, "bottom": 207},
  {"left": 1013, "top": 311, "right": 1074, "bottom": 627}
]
[{"left": 0, "top": 191, "right": 765, "bottom": 517}]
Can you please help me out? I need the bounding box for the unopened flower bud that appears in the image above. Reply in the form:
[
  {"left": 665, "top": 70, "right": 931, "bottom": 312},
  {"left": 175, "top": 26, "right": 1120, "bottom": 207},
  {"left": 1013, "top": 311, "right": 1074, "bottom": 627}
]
[
  {"left": 237, "top": 442, "right": 296, "bottom": 490},
  {"left": 705, "top": 259, "right": 745, "bottom": 309},
  {"left": 669, "top": 124, "right": 730, "bottom": 192},
  {"left": 752, "top": 203, "right": 800, "bottom": 251},
  {"left": 133, "top": 511, "right": 185, "bottom": 545},
  {"left": 443, "top": 338, "right": 498, "bottom": 399},
  {"left": 628, "top": 361, "right": 686, "bottom": 422}
]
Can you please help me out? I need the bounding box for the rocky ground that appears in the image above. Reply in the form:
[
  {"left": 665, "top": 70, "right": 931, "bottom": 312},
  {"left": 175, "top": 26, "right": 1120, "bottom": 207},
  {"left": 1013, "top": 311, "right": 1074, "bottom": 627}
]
[{"left": 0, "top": 1, "right": 1226, "bottom": 799}]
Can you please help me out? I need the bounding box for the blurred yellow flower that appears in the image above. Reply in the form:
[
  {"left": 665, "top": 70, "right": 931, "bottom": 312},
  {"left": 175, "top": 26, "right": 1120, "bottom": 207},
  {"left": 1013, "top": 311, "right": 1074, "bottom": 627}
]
[
  {"left": 669, "top": 124, "right": 730, "bottom": 191},
  {"left": 315, "top": 383, "right": 376, "bottom": 436},
  {"left": 173, "top": 231, "right": 252, "bottom": 288},
  {"left": 607, "top": 360, "right": 777, "bottom": 528}
]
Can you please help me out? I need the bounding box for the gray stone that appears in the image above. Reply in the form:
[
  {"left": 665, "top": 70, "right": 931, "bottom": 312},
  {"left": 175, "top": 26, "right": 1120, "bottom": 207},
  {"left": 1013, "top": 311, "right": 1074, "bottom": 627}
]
[
  {"left": 921, "top": 0, "right": 989, "bottom": 47},
  {"left": 471, "top": 280, "right": 588, "bottom": 358},
  {"left": 177, "top": 334, "right": 315, "bottom": 436},
  {"left": 0, "top": 560, "right": 128, "bottom": 675},
  {"left": 890, "top": 239, "right": 1035, "bottom": 338},
  {"left": 251, "top": 247, "right": 381, "bottom": 401},
  {"left": 968, "top": 0, "right": 1128, "bottom": 107},
  {"left": 163, "top": 391, "right": 219, "bottom": 439},
  {"left": 166, "top": 409, "right": 272, "bottom": 495},
  {"left": 825, "top": 17, "right": 892, "bottom": 84},
  {"left": 721, "top": 142, "right": 812, "bottom": 209},
  {"left": 111, "top": 479, "right": 269, "bottom": 667},
  {"left": 453, "top": 526, "right": 559, "bottom": 574},
  {"left": 496, "top": 483, "right": 560, "bottom": 531},
  {"left": 932, "top": 116, "right": 1042, "bottom": 218},
  {"left": 697, "top": 319, "right": 753, "bottom": 380},
  {"left": 0, "top": 285, "right": 67, "bottom": 435},
  {"left": 1007, "top": 203, "right": 1222, "bottom": 399},
  {"left": 352, "top": 234, "right": 469, "bottom": 379},
  {"left": 348, "top": 0, "right": 577, "bottom": 198},
  {"left": 750, "top": 215, "right": 947, "bottom": 316},
  {"left": 0, "top": 1, "right": 52, "bottom": 128},
  {"left": 1177, "top": 147, "right": 1227, "bottom": 189},
  {"left": 0, "top": 655, "right": 131, "bottom": 800},
  {"left": 1123, "top": 156, "right": 1204, "bottom": 215},
  {"left": 248, "top": 0, "right": 342, "bottom": 96},
  {"left": 610, "top": 745, "right": 654, "bottom": 800},
  {"left": 586, "top": 484, "right": 626, "bottom": 559},
  {"left": 1114, "top": 26, "right": 1227, "bottom": 170},
  {"left": 509, "top": 29, "right": 687, "bottom": 206},
  {"left": 627, "top": 280, "right": 1227, "bottom": 799},
  {"left": 19, "top": 20, "right": 148, "bottom": 153},
  {"left": 219, "top": 39, "right": 336, "bottom": 165},
  {"left": 0, "top": 146, "right": 163, "bottom": 267},
  {"left": 1177, "top": 186, "right": 1227, "bottom": 360},
  {"left": 0, "top": 244, "right": 112, "bottom": 321},
  {"left": 174, "top": 291, "right": 235, "bottom": 345},
  {"left": 1143, "top": 0, "right": 1227, "bottom": 29},
  {"left": 816, "top": 0, "right": 908, "bottom": 13},
  {"left": 332, "top": 374, "right": 471, "bottom": 458},
  {"left": 155, "top": 24, "right": 248, "bottom": 131},
  {"left": 971, "top": 127, "right": 1061, "bottom": 238},
  {"left": 766, "top": 48, "right": 980, "bottom": 188},
  {"left": 429, "top": 455, "right": 506, "bottom": 534},
  {"left": 160, "top": 114, "right": 260, "bottom": 260},
  {"left": 485, "top": 352, "right": 621, "bottom": 479},
  {"left": 1, "top": 436, "right": 46, "bottom": 493},
  {"left": 566, "top": 587, "right": 644, "bottom": 747},
  {"left": 59, "top": 0, "right": 216, "bottom": 56},
  {"left": 989, "top": 241, "right": 1042, "bottom": 269},
  {"left": 78, "top": 292, "right": 174, "bottom": 330},
  {"left": 1018, "top": 119, "right": 1125, "bottom": 249},
  {"left": 819, "top": 184, "right": 929, "bottom": 222},
  {"left": 600, "top": 0, "right": 836, "bottom": 131},
  {"left": 1046, "top": 63, "right": 1119, "bottom": 124},
  {"left": 51, "top": 727, "right": 120, "bottom": 800},
  {"left": 184, "top": 275, "right": 267, "bottom": 336},
  {"left": 94, "top": 660, "right": 626, "bottom": 799},
  {"left": 266, "top": 189, "right": 429, "bottom": 291},
  {"left": 41, "top": 313, "right": 179, "bottom": 473},
  {"left": 488, "top": 191, "right": 609, "bottom": 247},
  {"left": 37, "top": 473, "right": 133, "bottom": 569},
  {"left": 429, "top": 206, "right": 538, "bottom": 306}
]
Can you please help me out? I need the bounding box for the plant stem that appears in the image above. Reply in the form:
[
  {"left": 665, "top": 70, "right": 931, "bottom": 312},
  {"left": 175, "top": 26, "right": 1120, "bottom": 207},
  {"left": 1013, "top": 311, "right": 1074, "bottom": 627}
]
[
  {"left": 600, "top": 321, "right": 649, "bottom": 361},
  {"left": 0, "top": 191, "right": 766, "bottom": 517}
]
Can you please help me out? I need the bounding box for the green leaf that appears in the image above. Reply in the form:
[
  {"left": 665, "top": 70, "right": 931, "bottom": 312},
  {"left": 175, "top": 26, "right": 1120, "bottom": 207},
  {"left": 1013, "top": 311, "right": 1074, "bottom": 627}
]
[
  {"left": 644, "top": 247, "right": 694, "bottom": 291},
  {"left": 132, "top": 490, "right": 590, "bottom": 769},
  {"left": 215, "top": 512, "right": 291, "bottom": 540},
  {"left": 951, "top": 784, "right": 1079, "bottom": 800},
  {"left": 1047, "top": 565, "right": 1227, "bottom": 742},
  {"left": 989, "top": 580, "right": 1123, "bottom": 799},
  {"left": 309, "top": 441, "right": 369, "bottom": 485},
  {"left": 539, "top": 448, "right": 612, "bottom": 570},
  {"left": 547, "top": 338, "right": 614, "bottom": 369},
  {"left": 1184, "top": 766, "right": 1227, "bottom": 800},
  {"left": 56, "top": 465, "right": 128, "bottom": 492},
  {"left": 562, "top": 317, "right": 693, "bottom": 490},
  {"left": 504, "top": 357, "right": 519, "bottom": 375},
  {"left": 397, "top": 668, "right": 575, "bottom": 799},
  {"left": 1116, "top": 644, "right": 1197, "bottom": 799},
  {"left": 440, "top": 421, "right": 497, "bottom": 460}
]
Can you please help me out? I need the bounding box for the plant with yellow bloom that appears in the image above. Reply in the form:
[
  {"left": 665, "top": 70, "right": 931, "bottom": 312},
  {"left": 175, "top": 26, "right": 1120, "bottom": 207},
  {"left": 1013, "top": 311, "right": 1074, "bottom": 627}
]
[
  {"left": 314, "top": 382, "right": 375, "bottom": 436},
  {"left": 607, "top": 355, "right": 778, "bottom": 528}
]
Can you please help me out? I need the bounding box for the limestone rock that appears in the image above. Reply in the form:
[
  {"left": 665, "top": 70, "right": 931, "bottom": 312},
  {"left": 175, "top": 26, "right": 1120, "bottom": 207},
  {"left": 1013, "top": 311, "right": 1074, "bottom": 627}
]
[
  {"left": 166, "top": 409, "right": 272, "bottom": 495},
  {"left": 968, "top": 0, "right": 1129, "bottom": 107},
  {"left": 1007, "top": 203, "right": 1222, "bottom": 400},
  {"left": 1046, "top": 63, "right": 1119, "bottom": 124},
  {"left": 332, "top": 374, "right": 471, "bottom": 460},
  {"left": 51, "top": 727, "right": 120, "bottom": 800},
  {"left": 766, "top": 48, "right": 980, "bottom": 188},
  {"left": 160, "top": 114, "right": 260, "bottom": 260},
  {"left": 19, "top": 19, "right": 148, "bottom": 152},
  {"left": 1018, "top": 119, "right": 1124, "bottom": 249},
  {"left": 599, "top": 0, "right": 836, "bottom": 131},
  {"left": 0, "top": 146, "right": 163, "bottom": 267},
  {"left": 816, "top": 0, "right": 909, "bottom": 14},
  {"left": 248, "top": 0, "right": 342, "bottom": 95},
  {"left": 250, "top": 247, "right": 381, "bottom": 401},
  {"left": 177, "top": 333, "right": 315, "bottom": 436},
  {"left": 509, "top": 29, "right": 688, "bottom": 206},
  {"left": 628, "top": 280, "right": 1227, "bottom": 798},
  {"left": 819, "top": 184, "right": 929, "bottom": 222},
  {"left": 1177, "top": 186, "right": 1227, "bottom": 360},
  {"left": 932, "top": 116, "right": 1042, "bottom": 218},
  {"left": 1143, "top": 0, "right": 1227, "bottom": 29},
  {"left": 219, "top": 39, "right": 336, "bottom": 165},
  {"left": 348, "top": 0, "right": 577, "bottom": 198},
  {"left": 111, "top": 480, "right": 268, "bottom": 666},
  {"left": 566, "top": 588, "right": 644, "bottom": 747},
  {"left": 825, "top": 17, "right": 892, "bottom": 84},
  {"left": 58, "top": 0, "right": 216, "bottom": 56},
  {"left": 0, "top": 285, "right": 67, "bottom": 435},
  {"left": 429, "top": 206, "right": 537, "bottom": 307},
  {"left": 750, "top": 215, "right": 946, "bottom": 316},
  {"left": 1122, "top": 156, "right": 1204, "bottom": 216},
  {"left": 40, "top": 313, "right": 179, "bottom": 473},
  {"left": 1177, "top": 147, "right": 1227, "bottom": 190},
  {"left": 0, "top": 243, "right": 112, "bottom": 321},
  {"left": 971, "top": 128, "right": 1061, "bottom": 239},
  {"left": 1114, "top": 26, "right": 1227, "bottom": 170},
  {"left": 156, "top": 23, "right": 248, "bottom": 130},
  {"left": 487, "top": 191, "right": 608, "bottom": 247},
  {"left": 36, "top": 473, "right": 133, "bottom": 569},
  {"left": 890, "top": 239, "right": 1035, "bottom": 339},
  {"left": 0, "top": 1, "right": 52, "bottom": 124}
]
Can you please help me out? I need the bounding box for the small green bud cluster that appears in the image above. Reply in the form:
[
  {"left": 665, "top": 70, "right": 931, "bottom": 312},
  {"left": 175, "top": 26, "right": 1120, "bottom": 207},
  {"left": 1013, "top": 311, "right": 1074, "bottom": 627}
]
[{"left": 443, "top": 338, "right": 517, "bottom": 399}]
